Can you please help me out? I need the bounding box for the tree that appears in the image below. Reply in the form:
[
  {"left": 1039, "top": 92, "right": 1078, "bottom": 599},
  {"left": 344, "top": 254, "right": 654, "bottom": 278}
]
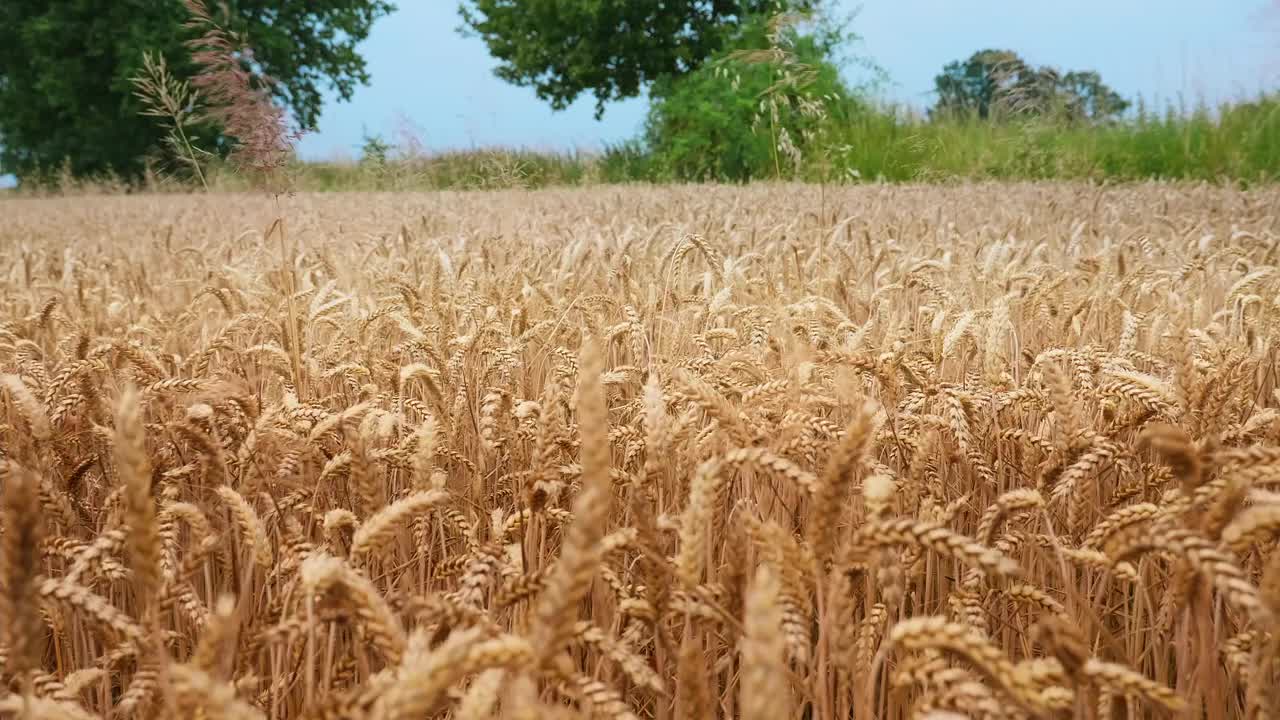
[
  {"left": 458, "top": 0, "right": 818, "bottom": 117},
  {"left": 932, "top": 49, "right": 1032, "bottom": 120},
  {"left": 932, "top": 49, "right": 1129, "bottom": 122},
  {"left": 1057, "top": 70, "right": 1130, "bottom": 121},
  {"left": 0, "top": 0, "right": 394, "bottom": 181}
]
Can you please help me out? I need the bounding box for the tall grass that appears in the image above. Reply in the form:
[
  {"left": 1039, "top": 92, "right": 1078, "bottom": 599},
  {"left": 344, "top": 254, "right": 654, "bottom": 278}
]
[
  {"left": 821, "top": 96, "right": 1280, "bottom": 183},
  {"left": 11, "top": 97, "right": 1280, "bottom": 193},
  {"left": 275, "top": 148, "right": 598, "bottom": 191},
  {"left": 277, "top": 94, "right": 1280, "bottom": 189}
]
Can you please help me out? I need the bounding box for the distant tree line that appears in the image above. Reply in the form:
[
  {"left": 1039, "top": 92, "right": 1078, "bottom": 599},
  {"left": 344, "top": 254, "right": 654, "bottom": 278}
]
[{"left": 932, "top": 49, "right": 1129, "bottom": 122}]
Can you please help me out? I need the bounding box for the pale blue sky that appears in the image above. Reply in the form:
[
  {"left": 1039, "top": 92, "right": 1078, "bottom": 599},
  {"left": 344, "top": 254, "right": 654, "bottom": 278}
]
[{"left": 295, "top": 0, "right": 1279, "bottom": 160}]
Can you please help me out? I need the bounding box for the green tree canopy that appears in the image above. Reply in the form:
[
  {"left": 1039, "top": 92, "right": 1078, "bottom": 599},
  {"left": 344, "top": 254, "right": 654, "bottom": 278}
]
[
  {"left": 932, "top": 49, "right": 1129, "bottom": 122},
  {"left": 0, "top": 0, "right": 394, "bottom": 181},
  {"left": 458, "top": 0, "right": 817, "bottom": 117},
  {"left": 1056, "top": 70, "right": 1130, "bottom": 121}
]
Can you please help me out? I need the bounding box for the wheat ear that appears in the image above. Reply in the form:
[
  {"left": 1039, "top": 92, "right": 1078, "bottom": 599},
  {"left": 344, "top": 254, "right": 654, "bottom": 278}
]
[
  {"left": 741, "top": 563, "right": 793, "bottom": 720},
  {"left": 530, "top": 336, "right": 613, "bottom": 664}
]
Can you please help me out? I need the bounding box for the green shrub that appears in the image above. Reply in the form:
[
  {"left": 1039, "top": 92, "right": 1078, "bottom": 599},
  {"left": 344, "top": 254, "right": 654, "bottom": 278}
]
[{"left": 643, "top": 14, "right": 856, "bottom": 182}]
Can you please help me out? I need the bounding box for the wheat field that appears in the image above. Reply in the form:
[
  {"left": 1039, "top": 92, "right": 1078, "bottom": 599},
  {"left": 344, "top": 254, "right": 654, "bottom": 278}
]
[{"left": 1, "top": 182, "right": 1279, "bottom": 719}]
